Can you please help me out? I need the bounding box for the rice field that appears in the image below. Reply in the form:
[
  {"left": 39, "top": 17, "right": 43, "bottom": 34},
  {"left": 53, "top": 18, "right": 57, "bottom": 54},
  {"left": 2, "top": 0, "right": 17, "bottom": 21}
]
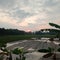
[{"left": 0, "top": 34, "right": 56, "bottom": 43}]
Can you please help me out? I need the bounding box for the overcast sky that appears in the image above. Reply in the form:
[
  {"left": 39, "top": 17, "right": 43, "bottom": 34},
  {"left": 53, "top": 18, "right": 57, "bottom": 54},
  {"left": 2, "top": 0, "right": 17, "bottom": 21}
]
[{"left": 0, "top": 0, "right": 60, "bottom": 31}]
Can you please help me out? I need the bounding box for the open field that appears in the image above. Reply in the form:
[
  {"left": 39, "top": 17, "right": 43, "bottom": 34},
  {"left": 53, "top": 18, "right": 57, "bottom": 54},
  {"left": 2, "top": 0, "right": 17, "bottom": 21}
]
[{"left": 0, "top": 34, "right": 57, "bottom": 43}]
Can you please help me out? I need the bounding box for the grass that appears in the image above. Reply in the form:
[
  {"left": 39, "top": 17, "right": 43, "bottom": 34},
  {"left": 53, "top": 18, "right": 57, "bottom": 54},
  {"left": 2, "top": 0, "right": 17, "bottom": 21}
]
[
  {"left": 0, "top": 34, "right": 56, "bottom": 43},
  {"left": 0, "top": 35, "right": 34, "bottom": 43}
]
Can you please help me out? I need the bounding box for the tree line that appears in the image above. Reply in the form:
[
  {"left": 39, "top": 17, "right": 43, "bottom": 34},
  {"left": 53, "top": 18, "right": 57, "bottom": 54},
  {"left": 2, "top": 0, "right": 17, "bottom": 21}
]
[
  {"left": 0, "top": 28, "right": 29, "bottom": 35},
  {"left": 35, "top": 29, "right": 60, "bottom": 36},
  {"left": 0, "top": 23, "right": 60, "bottom": 37}
]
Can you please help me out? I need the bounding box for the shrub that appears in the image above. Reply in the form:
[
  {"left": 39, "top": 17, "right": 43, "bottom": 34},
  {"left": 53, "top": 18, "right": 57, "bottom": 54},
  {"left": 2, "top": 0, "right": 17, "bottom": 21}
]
[
  {"left": 38, "top": 47, "right": 54, "bottom": 53},
  {"left": 38, "top": 49, "right": 50, "bottom": 53}
]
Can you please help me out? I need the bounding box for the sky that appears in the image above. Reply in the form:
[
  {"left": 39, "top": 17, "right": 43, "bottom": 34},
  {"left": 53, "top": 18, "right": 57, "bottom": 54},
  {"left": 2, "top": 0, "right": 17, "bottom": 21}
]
[{"left": 0, "top": 0, "right": 60, "bottom": 32}]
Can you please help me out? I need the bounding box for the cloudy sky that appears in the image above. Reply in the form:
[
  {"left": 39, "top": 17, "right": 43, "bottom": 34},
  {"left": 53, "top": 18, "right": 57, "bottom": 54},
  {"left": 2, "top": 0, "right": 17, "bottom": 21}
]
[{"left": 0, "top": 0, "right": 60, "bottom": 31}]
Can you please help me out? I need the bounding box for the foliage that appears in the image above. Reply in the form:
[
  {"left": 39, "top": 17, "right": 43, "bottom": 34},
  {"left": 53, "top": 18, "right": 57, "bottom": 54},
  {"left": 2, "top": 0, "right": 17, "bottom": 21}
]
[
  {"left": 0, "top": 43, "right": 6, "bottom": 48},
  {"left": 0, "top": 28, "right": 28, "bottom": 36},
  {"left": 49, "top": 23, "right": 60, "bottom": 38},
  {"left": 49, "top": 23, "right": 60, "bottom": 29},
  {"left": 38, "top": 49, "right": 51, "bottom": 53},
  {"left": 12, "top": 48, "right": 23, "bottom": 55},
  {"left": 12, "top": 48, "right": 26, "bottom": 60},
  {"left": 38, "top": 47, "right": 54, "bottom": 53}
]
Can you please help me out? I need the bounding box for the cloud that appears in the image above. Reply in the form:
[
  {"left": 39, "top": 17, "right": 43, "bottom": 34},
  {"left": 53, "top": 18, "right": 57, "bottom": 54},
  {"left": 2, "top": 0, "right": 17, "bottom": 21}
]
[
  {"left": 10, "top": 8, "right": 34, "bottom": 19},
  {"left": 19, "top": 11, "right": 48, "bottom": 27},
  {"left": 0, "top": 11, "right": 19, "bottom": 28},
  {"left": 0, "top": 0, "right": 60, "bottom": 31},
  {"left": 19, "top": 15, "right": 38, "bottom": 27},
  {"left": 0, "top": 0, "right": 17, "bottom": 9}
]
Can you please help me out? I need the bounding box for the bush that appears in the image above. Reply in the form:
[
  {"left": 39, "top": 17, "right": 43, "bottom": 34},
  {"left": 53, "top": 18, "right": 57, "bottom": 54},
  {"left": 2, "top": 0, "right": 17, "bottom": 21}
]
[
  {"left": 12, "top": 48, "right": 24, "bottom": 55},
  {"left": 38, "top": 49, "right": 51, "bottom": 53},
  {"left": 38, "top": 47, "right": 54, "bottom": 53}
]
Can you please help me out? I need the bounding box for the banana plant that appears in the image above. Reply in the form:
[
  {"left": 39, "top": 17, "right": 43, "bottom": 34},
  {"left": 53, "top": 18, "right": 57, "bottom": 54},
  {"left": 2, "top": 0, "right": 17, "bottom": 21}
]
[
  {"left": 12, "top": 48, "right": 26, "bottom": 60},
  {"left": 43, "top": 38, "right": 57, "bottom": 60}
]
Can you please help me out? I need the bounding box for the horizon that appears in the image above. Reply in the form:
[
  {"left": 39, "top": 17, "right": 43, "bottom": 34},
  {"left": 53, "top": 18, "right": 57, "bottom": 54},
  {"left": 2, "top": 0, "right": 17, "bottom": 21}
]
[{"left": 0, "top": 0, "right": 60, "bottom": 32}]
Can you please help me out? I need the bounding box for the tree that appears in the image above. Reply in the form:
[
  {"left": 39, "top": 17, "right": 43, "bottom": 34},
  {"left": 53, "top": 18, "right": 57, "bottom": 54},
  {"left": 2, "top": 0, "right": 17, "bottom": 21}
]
[
  {"left": 49, "top": 23, "right": 60, "bottom": 29},
  {"left": 49, "top": 23, "right": 60, "bottom": 38}
]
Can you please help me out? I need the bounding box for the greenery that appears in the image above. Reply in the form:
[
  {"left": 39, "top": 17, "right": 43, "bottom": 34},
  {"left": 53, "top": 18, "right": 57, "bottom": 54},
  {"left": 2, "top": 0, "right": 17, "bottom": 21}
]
[
  {"left": 0, "top": 35, "right": 33, "bottom": 43},
  {"left": 0, "top": 28, "right": 28, "bottom": 35},
  {"left": 0, "top": 34, "right": 56, "bottom": 43},
  {"left": 38, "top": 47, "right": 54, "bottom": 53},
  {"left": 12, "top": 48, "right": 23, "bottom": 55},
  {"left": 0, "top": 43, "right": 6, "bottom": 48},
  {"left": 0, "top": 34, "right": 58, "bottom": 48},
  {"left": 38, "top": 49, "right": 51, "bottom": 53},
  {"left": 0, "top": 23, "right": 60, "bottom": 44},
  {"left": 49, "top": 23, "right": 60, "bottom": 29},
  {"left": 12, "top": 48, "right": 26, "bottom": 60},
  {"left": 49, "top": 23, "right": 60, "bottom": 38}
]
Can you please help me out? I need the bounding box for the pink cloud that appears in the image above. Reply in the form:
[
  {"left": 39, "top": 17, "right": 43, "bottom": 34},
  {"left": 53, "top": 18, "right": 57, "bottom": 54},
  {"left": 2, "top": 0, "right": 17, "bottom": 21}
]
[
  {"left": 0, "top": 13, "right": 18, "bottom": 27},
  {"left": 19, "top": 15, "right": 39, "bottom": 27}
]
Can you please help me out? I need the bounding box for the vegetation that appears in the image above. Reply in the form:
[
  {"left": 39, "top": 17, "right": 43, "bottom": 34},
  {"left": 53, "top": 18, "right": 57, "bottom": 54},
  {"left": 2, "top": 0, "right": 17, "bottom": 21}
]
[
  {"left": 41, "top": 23, "right": 60, "bottom": 60},
  {"left": 49, "top": 23, "right": 60, "bottom": 38},
  {"left": 12, "top": 48, "right": 26, "bottom": 60},
  {"left": 0, "top": 22, "right": 60, "bottom": 47},
  {"left": 0, "top": 23, "right": 60, "bottom": 42},
  {"left": 0, "top": 34, "right": 57, "bottom": 43},
  {"left": 38, "top": 49, "right": 51, "bottom": 53},
  {"left": 38, "top": 47, "right": 54, "bottom": 53},
  {"left": 0, "top": 22, "right": 60, "bottom": 60},
  {"left": 49, "top": 23, "right": 60, "bottom": 29},
  {"left": 0, "top": 35, "right": 33, "bottom": 43},
  {"left": 0, "top": 28, "right": 30, "bottom": 36}
]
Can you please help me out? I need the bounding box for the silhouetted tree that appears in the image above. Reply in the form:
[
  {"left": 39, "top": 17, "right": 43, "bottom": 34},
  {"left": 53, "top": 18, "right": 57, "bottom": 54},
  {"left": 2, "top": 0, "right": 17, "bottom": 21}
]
[
  {"left": 0, "top": 28, "right": 31, "bottom": 35},
  {"left": 49, "top": 23, "right": 60, "bottom": 38},
  {"left": 49, "top": 23, "right": 60, "bottom": 29}
]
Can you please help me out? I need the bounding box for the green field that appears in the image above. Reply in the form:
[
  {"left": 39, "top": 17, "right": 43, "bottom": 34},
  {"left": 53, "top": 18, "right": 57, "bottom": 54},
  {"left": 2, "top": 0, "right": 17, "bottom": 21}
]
[
  {"left": 0, "top": 34, "right": 56, "bottom": 43},
  {"left": 0, "top": 35, "right": 33, "bottom": 43}
]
